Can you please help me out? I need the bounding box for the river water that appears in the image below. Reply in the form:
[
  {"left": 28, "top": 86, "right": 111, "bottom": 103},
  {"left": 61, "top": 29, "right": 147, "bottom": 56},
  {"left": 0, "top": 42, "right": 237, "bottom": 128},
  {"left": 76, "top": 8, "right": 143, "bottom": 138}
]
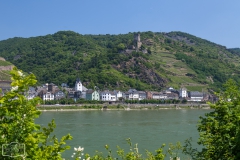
[{"left": 35, "top": 109, "right": 211, "bottom": 158}]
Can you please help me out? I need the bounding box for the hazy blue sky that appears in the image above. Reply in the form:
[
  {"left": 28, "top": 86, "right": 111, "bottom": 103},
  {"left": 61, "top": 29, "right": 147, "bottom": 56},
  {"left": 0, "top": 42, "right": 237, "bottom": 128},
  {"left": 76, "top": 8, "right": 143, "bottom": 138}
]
[{"left": 0, "top": 1, "right": 239, "bottom": 48}]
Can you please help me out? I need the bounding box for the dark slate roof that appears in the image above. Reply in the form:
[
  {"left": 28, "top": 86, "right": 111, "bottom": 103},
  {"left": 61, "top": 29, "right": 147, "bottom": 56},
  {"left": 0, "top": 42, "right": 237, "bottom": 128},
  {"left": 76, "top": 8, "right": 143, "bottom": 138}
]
[
  {"left": 189, "top": 91, "right": 203, "bottom": 97},
  {"left": 101, "top": 90, "right": 115, "bottom": 95},
  {"left": 151, "top": 91, "right": 160, "bottom": 94},
  {"left": 138, "top": 91, "right": 146, "bottom": 94},
  {"left": 86, "top": 89, "right": 94, "bottom": 94},
  {"left": 128, "top": 89, "right": 137, "bottom": 93}
]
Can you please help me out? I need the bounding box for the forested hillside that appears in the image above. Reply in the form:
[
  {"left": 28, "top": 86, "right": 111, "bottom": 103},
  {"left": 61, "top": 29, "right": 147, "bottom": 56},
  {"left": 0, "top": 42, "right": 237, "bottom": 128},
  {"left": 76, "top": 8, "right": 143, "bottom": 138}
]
[{"left": 0, "top": 31, "right": 239, "bottom": 91}]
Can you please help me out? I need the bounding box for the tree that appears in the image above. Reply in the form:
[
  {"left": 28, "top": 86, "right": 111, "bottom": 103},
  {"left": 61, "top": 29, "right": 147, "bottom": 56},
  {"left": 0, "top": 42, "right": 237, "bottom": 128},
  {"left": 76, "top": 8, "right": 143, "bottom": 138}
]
[
  {"left": 197, "top": 79, "right": 240, "bottom": 159},
  {"left": 0, "top": 67, "right": 72, "bottom": 159},
  {"left": 117, "top": 43, "right": 125, "bottom": 51}
]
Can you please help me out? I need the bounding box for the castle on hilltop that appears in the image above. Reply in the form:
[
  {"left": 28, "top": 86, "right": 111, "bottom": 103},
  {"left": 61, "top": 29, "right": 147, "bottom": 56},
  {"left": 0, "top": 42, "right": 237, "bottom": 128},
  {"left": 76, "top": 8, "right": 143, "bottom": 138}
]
[
  {"left": 134, "top": 33, "right": 142, "bottom": 51},
  {"left": 122, "top": 33, "right": 148, "bottom": 54}
]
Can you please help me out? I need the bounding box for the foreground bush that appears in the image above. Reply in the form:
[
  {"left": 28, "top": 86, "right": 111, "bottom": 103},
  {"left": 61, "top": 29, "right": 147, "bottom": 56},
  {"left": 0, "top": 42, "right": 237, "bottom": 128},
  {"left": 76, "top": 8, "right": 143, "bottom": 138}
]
[
  {"left": 0, "top": 67, "right": 72, "bottom": 159},
  {"left": 197, "top": 79, "right": 240, "bottom": 159}
]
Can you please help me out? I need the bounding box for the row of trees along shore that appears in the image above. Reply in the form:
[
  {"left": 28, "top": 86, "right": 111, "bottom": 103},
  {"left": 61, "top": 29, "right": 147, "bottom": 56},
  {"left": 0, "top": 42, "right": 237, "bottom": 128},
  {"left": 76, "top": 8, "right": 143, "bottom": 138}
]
[
  {"left": 43, "top": 98, "right": 187, "bottom": 105},
  {"left": 0, "top": 67, "right": 240, "bottom": 159}
]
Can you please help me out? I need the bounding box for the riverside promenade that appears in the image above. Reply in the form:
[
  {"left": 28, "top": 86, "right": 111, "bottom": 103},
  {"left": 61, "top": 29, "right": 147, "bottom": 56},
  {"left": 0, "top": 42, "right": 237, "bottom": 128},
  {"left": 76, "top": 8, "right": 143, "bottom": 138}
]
[{"left": 39, "top": 103, "right": 210, "bottom": 110}]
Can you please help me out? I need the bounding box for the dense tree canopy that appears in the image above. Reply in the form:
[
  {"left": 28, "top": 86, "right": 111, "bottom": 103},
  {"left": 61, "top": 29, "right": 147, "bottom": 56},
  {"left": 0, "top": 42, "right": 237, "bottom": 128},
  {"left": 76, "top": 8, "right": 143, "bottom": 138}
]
[{"left": 197, "top": 79, "right": 240, "bottom": 159}]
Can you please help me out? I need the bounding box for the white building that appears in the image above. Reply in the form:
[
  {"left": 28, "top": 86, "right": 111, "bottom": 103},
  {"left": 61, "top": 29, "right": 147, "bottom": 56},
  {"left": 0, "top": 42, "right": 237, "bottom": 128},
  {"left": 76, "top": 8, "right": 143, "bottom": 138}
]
[
  {"left": 75, "top": 78, "right": 83, "bottom": 92},
  {"left": 179, "top": 87, "right": 187, "bottom": 98},
  {"left": 37, "top": 83, "right": 56, "bottom": 101},
  {"left": 189, "top": 91, "right": 203, "bottom": 101},
  {"left": 151, "top": 92, "right": 160, "bottom": 100},
  {"left": 26, "top": 87, "right": 37, "bottom": 100},
  {"left": 42, "top": 91, "right": 55, "bottom": 101},
  {"left": 127, "top": 89, "right": 139, "bottom": 100},
  {"left": 100, "top": 90, "right": 116, "bottom": 101},
  {"left": 113, "top": 90, "right": 123, "bottom": 100}
]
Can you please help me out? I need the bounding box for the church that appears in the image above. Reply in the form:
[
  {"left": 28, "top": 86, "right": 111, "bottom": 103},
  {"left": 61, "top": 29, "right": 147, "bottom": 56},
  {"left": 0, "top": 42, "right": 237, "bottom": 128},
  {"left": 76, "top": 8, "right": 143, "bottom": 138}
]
[{"left": 67, "top": 78, "right": 88, "bottom": 101}]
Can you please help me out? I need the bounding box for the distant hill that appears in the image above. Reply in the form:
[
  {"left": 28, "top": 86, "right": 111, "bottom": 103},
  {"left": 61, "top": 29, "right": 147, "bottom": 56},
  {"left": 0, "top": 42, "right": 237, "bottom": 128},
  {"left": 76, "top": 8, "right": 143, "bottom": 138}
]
[
  {"left": 227, "top": 48, "right": 240, "bottom": 56},
  {"left": 0, "top": 31, "right": 239, "bottom": 92}
]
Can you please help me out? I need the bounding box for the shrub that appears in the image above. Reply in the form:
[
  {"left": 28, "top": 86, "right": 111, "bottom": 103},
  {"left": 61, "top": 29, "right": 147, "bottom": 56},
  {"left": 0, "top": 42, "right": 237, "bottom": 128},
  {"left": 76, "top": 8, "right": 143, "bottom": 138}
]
[{"left": 0, "top": 67, "right": 72, "bottom": 159}]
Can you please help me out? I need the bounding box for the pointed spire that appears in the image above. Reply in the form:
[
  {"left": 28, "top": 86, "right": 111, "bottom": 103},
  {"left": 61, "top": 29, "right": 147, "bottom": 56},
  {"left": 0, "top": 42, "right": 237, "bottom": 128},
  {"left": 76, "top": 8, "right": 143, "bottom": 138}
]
[{"left": 76, "top": 77, "right": 81, "bottom": 82}]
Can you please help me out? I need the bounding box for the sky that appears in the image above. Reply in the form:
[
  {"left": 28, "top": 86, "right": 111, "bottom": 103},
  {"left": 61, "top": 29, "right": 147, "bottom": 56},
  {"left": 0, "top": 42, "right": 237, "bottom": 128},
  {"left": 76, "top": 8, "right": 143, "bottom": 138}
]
[{"left": 0, "top": 0, "right": 239, "bottom": 48}]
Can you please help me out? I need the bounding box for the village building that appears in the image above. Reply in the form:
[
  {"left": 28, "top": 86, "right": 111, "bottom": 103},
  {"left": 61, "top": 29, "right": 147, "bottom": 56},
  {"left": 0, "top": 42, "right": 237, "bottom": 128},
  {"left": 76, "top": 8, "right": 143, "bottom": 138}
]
[
  {"left": 151, "top": 91, "right": 160, "bottom": 99},
  {"left": 188, "top": 91, "right": 204, "bottom": 101},
  {"left": 179, "top": 87, "right": 188, "bottom": 98},
  {"left": 67, "top": 90, "right": 75, "bottom": 99},
  {"left": 38, "top": 83, "right": 57, "bottom": 101},
  {"left": 54, "top": 90, "right": 65, "bottom": 100},
  {"left": 113, "top": 90, "right": 123, "bottom": 101},
  {"left": 66, "top": 78, "right": 88, "bottom": 101},
  {"left": 138, "top": 91, "right": 147, "bottom": 100},
  {"left": 26, "top": 87, "right": 37, "bottom": 100},
  {"left": 146, "top": 91, "right": 153, "bottom": 99},
  {"left": 86, "top": 89, "right": 100, "bottom": 101},
  {"left": 166, "top": 92, "right": 179, "bottom": 100},
  {"left": 126, "top": 89, "right": 139, "bottom": 100},
  {"left": 75, "top": 78, "right": 82, "bottom": 92},
  {"left": 100, "top": 90, "right": 116, "bottom": 101}
]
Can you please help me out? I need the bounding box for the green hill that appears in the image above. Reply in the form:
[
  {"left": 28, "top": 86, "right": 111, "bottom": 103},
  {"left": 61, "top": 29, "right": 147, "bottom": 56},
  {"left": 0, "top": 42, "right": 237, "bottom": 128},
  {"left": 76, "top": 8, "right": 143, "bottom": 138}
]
[
  {"left": 0, "top": 31, "right": 239, "bottom": 91},
  {"left": 227, "top": 48, "right": 240, "bottom": 56}
]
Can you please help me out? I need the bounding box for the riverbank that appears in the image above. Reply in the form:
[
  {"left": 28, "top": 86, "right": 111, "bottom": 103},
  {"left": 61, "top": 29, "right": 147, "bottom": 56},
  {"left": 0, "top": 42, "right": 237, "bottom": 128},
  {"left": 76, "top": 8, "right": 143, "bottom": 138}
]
[{"left": 37, "top": 104, "right": 211, "bottom": 111}]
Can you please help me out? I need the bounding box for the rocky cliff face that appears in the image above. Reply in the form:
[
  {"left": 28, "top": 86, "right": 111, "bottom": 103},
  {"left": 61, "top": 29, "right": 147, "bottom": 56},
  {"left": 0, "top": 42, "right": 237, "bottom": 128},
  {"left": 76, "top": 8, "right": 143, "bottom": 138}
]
[{"left": 112, "top": 55, "right": 167, "bottom": 89}]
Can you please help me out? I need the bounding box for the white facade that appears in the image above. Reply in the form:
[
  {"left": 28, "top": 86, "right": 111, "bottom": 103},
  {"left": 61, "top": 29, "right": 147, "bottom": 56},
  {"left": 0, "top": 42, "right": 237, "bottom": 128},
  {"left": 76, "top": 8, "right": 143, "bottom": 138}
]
[
  {"left": 110, "top": 94, "right": 117, "bottom": 101},
  {"left": 159, "top": 94, "right": 167, "bottom": 99},
  {"left": 101, "top": 91, "right": 117, "bottom": 101},
  {"left": 151, "top": 92, "right": 160, "bottom": 100},
  {"left": 113, "top": 90, "right": 123, "bottom": 100},
  {"left": 190, "top": 96, "right": 203, "bottom": 102},
  {"left": 75, "top": 78, "right": 82, "bottom": 92},
  {"left": 129, "top": 92, "right": 139, "bottom": 100},
  {"left": 43, "top": 92, "right": 54, "bottom": 101},
  {"left": 151, "top": 92, "right": 167, "bottom": 100},
  {"left": 101, "top": 92, "right": 111, "bottom": 101},
  {"left": 179, "top": 88, "right": 187, "bottom": 98}
]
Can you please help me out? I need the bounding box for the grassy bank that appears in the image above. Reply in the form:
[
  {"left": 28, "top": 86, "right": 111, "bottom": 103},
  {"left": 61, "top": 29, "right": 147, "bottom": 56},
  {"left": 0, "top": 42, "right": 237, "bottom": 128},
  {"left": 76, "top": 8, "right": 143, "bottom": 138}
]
[{"left": 37, "top": 104, "right": 210, "bottom": 111}]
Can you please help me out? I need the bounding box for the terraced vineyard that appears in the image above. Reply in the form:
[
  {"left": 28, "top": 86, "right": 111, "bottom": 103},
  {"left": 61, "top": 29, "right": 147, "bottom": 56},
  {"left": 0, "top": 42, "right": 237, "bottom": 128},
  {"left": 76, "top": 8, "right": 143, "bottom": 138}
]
[
  {"left": 0, "top": 70, "right": 11, "bottom": 81},
  {"left": 0, "top": 59, "right": 13, "bottom": 81},
  {"left": 150, "top": 50, "right": 209, "bottom": 91}
]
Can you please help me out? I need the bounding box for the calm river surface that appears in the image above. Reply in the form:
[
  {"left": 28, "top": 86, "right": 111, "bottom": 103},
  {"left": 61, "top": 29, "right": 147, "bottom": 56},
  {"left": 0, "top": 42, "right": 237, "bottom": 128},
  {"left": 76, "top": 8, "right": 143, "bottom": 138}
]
[{"left": 35, "top": 109, "right": 211, "bottom": 158}]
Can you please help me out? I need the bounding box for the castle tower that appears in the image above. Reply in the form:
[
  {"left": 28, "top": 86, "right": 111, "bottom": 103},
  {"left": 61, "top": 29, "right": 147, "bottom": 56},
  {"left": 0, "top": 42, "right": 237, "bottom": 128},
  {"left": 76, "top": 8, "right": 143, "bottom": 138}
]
[
  {"left": 134, "top": 33, "right": 141, "bottom": 42},
  {"left": 75, "top": 78, "right": 82, "bottom": 92},
  {"left": 134, "top": 33, "right": 142, "bottom": 50}
]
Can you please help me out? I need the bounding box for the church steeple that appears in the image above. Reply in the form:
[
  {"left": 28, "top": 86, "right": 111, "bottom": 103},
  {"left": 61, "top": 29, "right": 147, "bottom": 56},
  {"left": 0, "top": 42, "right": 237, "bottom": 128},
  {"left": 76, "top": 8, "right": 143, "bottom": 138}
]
[{"left": 75, "top": 77, "right": 82, "bottom": 92}]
